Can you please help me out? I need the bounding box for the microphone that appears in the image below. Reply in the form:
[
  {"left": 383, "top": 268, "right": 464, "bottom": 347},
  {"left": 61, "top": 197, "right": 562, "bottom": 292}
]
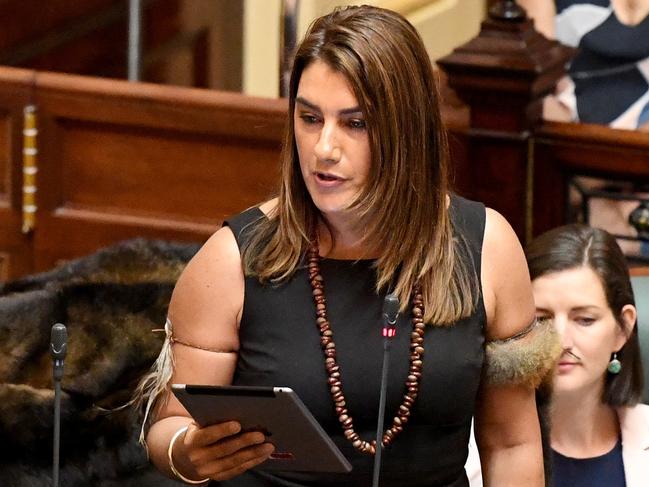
[
  {"left": 51, "top": 323, "right": 67, "bottom": 487},
  {"left": 51, "top": 323, "right": 67, "bottom": 381},
  {"left": 381, "top": 294, "right": 400, "bottom": 338},
  {"left": 373, "top": 293, "right": 400, "bottom": 487}
]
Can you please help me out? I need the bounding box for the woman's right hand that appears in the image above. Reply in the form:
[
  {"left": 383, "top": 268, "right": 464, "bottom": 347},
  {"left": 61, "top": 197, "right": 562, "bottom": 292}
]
[{"left": 174, "top": 421, "right": 276, "bottom": 482}]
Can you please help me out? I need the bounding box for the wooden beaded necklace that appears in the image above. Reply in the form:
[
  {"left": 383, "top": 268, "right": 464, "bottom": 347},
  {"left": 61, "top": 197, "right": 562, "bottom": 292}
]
[{"left": 307, "top": 242, "right": 426, "bottom": 455}]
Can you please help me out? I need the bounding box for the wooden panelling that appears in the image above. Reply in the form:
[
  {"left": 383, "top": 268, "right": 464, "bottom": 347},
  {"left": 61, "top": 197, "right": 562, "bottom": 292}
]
[
  {"left": 0, "top": 0, "right": 210, "bottom": 89},
  {"left": 0, "top": 252, "right": 8, "bottom": 281},
  {"left": 532, "top": 121, "right": 649, "bottom": 236},
  {"left": 30, "top": 70, "right": 286, "bottom": 271},
  {"left": 34, "top": 72, "right": 286, "bottom": 138},
  {"left": 0, "top": 0, "right": 116, "bottom": 51},
  {"left": 20, "top": 16, "right": 128, "bottom": 76},
  {"left": 57, "top": 122, "right": 281, "bottom": 221},
  {"left": 531, "top": 139, "right": 568, "bottom": 237},
  {"left": 535, "top": 122, "right": 649, "bottom": 178},
  {"left": 33, "top": 212, "right": 211, "bottom": 272},
  {"left": 630, "top": 266, "right": 649, "bottom": 277},
  {"left": 458, "top": 133, "right": 530, "bottom": 237},
  {"left": 438, "top": 7, "right": 574, "bottom": 241},
  {"left": 0, "top": 112, "right": 10, "bottom": 198},
  {"left": 0, "top": 68, "right": 35, "bottom": 210},
  {"left": 0, "top": 68, "right": 35, "bottom": 279}
]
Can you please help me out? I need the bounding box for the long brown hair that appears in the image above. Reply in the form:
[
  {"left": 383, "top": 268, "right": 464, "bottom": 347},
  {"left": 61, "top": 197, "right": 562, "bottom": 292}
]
[
  {"left": 243, "top": 5, "right": 476, "bottom": 324},
  {"left": 526, "top": 224, "right": 644, "bottom": 406}
]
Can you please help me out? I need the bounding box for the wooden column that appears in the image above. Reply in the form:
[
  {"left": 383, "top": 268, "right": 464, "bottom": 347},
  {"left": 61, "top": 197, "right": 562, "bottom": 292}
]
[{"left": 438, "top": 0, "right": 574, "bottom": 242}]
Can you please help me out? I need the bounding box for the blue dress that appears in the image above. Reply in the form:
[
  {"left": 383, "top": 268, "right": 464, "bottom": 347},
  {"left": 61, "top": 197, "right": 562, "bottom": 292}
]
[{"left": 552, "top": 439, "right": 626, "bottom": 487}]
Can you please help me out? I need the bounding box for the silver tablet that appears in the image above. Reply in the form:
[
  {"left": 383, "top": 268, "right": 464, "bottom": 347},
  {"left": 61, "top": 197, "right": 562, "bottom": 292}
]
[{"left": 172, "top": 384, "right": 352, "bottom": 473}]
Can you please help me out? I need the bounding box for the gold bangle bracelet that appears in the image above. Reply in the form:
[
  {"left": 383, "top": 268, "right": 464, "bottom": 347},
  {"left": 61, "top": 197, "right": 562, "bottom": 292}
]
[{"left": 167, "top": 425, "right": 210, "bottom": 485}]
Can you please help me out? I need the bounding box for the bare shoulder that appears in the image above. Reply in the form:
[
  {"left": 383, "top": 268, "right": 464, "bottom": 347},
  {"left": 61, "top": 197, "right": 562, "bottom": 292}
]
[
  {"left": 259, "top": 198, "right": 278, "bottom": 216},
  {"left": 153, "top": 226, "right": 244, "bottom": 420},
  {"left": 483, "top": 208, "right": 519, "bottom": 248},
  {"left": 482, "top": 208, "right": 524, "bottom": 286},
  {"left": 517, "top": 0, "right": 556, "bottom": 39},
  {"left": 168, "top": 225, "right": 244, "bottom": 351},
  {"left": 481, "top": 208, "right": 535, "bottom": 340}
]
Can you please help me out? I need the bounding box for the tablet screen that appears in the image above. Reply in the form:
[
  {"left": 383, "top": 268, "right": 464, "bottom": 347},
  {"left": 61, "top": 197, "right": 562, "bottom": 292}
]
[{"left": 172, "top": 384, "right": 352, "bottom": 473}]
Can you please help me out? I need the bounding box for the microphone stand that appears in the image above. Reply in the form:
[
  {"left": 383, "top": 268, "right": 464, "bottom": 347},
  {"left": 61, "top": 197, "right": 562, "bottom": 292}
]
[
  {"left": 51, "top": 323, "right": 67, "bottom": 487},
  {"left": 53, "top": 371, "right": 62, "bottom": 487},
  {"left": 372, "top": 294, "right": 399, "bottom": 487}
]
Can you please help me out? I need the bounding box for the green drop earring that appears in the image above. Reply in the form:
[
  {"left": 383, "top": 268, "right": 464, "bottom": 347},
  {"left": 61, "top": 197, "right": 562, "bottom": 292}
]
[{"left": 607, "top": 353, "right": 622, "bottom": 374}]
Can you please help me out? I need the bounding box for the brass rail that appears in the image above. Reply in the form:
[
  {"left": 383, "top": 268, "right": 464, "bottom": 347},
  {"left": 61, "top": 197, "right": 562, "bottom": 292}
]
[{"left": 22, "top": 105, "right": 37, "bottom": 234}]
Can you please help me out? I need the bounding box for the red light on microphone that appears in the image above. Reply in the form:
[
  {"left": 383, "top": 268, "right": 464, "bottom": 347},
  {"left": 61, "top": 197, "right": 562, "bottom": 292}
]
[{"left": 382, "top": 328, "right": 396, "bottom": 338}]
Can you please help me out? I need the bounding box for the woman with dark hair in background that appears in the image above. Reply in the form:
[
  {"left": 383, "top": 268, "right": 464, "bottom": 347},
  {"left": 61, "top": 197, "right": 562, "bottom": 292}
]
[
  {"left": 138, "top": 5, "right": 557, "bottom": 486},
  {"left": 526, "top": 224, "right": 649, "bottom": 486}
]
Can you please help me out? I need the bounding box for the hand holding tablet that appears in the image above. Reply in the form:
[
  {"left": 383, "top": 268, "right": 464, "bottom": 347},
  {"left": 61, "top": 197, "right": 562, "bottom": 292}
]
[{"left": 172, "top": 384, "right": 352, "bottom": 473}]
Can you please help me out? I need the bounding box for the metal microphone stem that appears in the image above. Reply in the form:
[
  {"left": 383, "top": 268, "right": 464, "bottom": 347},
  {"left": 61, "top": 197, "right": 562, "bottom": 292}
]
[
  {"left": 53, "top": 366, "right": 62, "bottom": 487},
  {"left": 51, "top": 323, "right": 66, "bottom": 487},
  {"left": 372, "top": 336, "right": 392, "bottom": 487}
]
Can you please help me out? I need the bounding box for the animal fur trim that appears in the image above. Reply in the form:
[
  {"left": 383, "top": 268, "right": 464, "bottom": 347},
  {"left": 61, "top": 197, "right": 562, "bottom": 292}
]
[
  {"left": 0, "top": 238, "right": 201, "bottom": 485},
  {"left": 484, "top": 318, "right": 561, "bottom": 388}
]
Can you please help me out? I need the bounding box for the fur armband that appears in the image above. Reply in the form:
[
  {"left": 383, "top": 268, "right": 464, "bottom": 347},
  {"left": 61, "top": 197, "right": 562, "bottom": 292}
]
[
  {"left": 483, "top": 318, "right": 561, "bottom": 388},
  {"left": 133, "top": 318, "right": 236, "bottom": 451}
]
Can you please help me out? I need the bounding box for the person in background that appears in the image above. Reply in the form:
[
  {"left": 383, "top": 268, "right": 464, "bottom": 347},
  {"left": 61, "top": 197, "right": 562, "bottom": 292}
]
[
  {"left": 519, "top": 0, "right": 649, "bottom": 258},
  {"left": 136, "top": 5, "right": 557, "bottom": 486},
  {"left": 526, "top": 224, "right": 649, "bottom": 487},
  {"left": 519, "top": 0, "right": 649, "bottom": 130}
]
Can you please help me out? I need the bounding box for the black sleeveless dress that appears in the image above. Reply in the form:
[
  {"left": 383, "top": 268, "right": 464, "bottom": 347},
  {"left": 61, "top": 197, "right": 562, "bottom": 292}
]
[{"left": 218, "top": 195, "right": 486, "bottom": 487}]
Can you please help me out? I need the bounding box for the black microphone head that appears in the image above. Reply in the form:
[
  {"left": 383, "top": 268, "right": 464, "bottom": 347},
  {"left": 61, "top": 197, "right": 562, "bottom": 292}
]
[
  {"left": 51, "top": 323, "right": 67, "bottom": 360},
  {"left": 382, "top": 293, "right": 400, "bottom": 325}
]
